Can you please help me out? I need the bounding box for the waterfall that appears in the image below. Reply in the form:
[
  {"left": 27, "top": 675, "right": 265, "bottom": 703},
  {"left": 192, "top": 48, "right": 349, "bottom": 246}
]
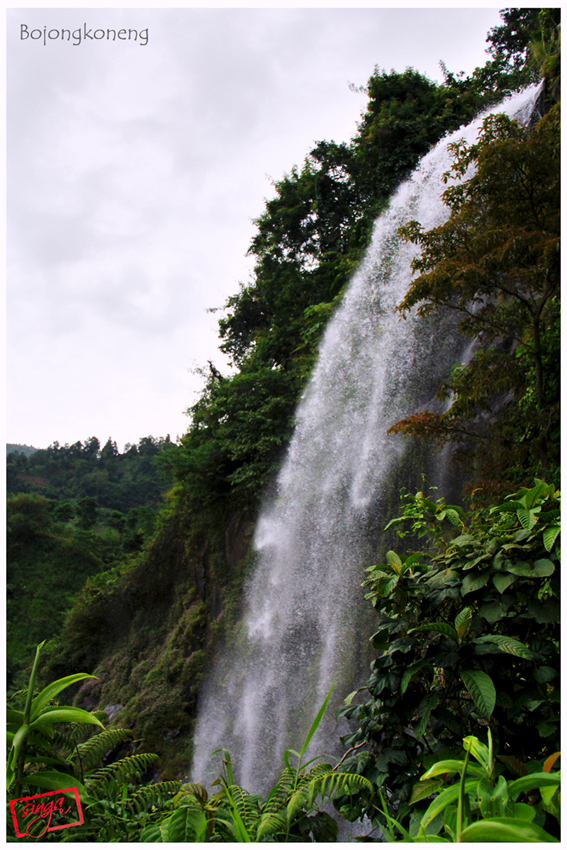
[{"left": 191, "top": 86, "right": 541, "bottom": 795}]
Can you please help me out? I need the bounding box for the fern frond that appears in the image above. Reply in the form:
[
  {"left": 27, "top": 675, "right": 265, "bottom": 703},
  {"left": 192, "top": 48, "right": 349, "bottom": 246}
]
[
  {"left": 286, "top": 785, "right": 309, "bottom": 825},
  {"left": 53, "top": 721, "right": 105, "bottom": 745},
  {"left": 86, "top": 752, "right": 159, "bottom": 792},
  {"left": 78, "top": 728, "right": 133, "bottom": 773},
  {"left": 227, "top": 784, "right": 262, "bottom": 833},
  {"left": 129, "top": 780, "right": 181, "bottom": 813},
  {"left": 255, "top": 809, "right": 287, "bottom": 841},
  {"left": 50, "top": 729, "right": 76, "bottom": 754},
  {"left": 263, "top": 766, "right": 297, "bottom": 813},
  {"left": 305, "top": 760, "right": 333, "bottom": 778},
  {"left": 307, "top": 771, "right": 373, "bottom": 808},
  {"left": 91, "top": 709, "right": 108, "bottom": 722},
  {"left": 8, "top": 689, "right": 27, "bottom": 706}
]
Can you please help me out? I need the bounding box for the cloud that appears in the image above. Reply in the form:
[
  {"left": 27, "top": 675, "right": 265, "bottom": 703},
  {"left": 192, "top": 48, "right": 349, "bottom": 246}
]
[{"left": 7, "top": 7, "right": 503, "bottom": 448}]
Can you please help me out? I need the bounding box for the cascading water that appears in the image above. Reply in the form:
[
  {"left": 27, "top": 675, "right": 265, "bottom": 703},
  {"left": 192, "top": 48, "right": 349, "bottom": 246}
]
[{"left": 191, "top": 86, "right": 541, "bottom": 794}]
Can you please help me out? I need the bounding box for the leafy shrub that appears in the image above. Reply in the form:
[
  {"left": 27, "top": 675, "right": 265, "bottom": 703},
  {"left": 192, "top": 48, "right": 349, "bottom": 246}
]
[
  {"left": 336, "top": 481, "right": 560, "bottom": 833},
  {"left": 377, "top": 729, "right": 560, "bottom": 842}
]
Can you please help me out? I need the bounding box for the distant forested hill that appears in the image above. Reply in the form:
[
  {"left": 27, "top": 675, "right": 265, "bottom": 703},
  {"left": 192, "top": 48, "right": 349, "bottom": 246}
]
[
  {"left": 7, "top": 435, "right": 175, "bottom": 690},
  {"left": 7, "top": 435, "right": 173, "bottom": 512},
  {"left": 6, "top": 443, "right": 39, "bottom": 458}
]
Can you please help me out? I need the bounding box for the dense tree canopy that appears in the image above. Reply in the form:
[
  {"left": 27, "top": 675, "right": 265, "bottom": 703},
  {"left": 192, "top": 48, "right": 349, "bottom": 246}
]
[
  {"left": 169, "top": 52, "right": 539, "bottom": 513},
  {"left": 391, "top": 105, "right": 560, "bottom": 496},
  {"left": 7, "top": 434, "right": 172, "bottom": 512}
]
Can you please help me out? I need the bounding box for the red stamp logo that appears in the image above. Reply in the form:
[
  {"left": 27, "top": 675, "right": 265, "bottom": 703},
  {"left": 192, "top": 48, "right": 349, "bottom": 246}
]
[{"left": 9, "top": 787, "right": 83, "bottom": 838}]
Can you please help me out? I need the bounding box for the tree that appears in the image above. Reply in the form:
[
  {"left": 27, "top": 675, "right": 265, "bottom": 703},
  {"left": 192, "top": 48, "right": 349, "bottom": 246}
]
[
  {"left": 391, "top": 105, "right": 560, "bottom": 495},
  {"left": 77, "top": 496, "right": 99, "bottom": 530}
]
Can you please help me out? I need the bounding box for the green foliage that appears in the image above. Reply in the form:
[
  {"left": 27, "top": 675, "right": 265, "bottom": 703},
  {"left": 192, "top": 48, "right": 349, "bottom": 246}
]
[
  {"left": 393, "top": 105, "right": 560, "bottom": 496},
  {"left": 167, "top": 366, "right": 301, "bottom": 509},
  {"left": 7, "top": 493, "right": 131, "bottom": 690},
  {"left": 336, "top": 481, "right": 560, "bottom": 834},
  {"left": 7, "top": 435, "right": 175, "bottom": 690},
  {"left": 484, "top": 8, "right": 561, "bottom": 103},
  {"left": 167, "top": 57, "right": 522, "bottom": 520},
  {"left": 6, "top": 646, "right": 182, "bottom": 842},
  {"left": 376, "top": 730, "right": 560, "bottom": 842},
  {"left": 142, "top": 682, "right": 372, "bottom": 842},
  {"left": 7, "top": 434, "right": 172, "bottom": 513},
  {"left": 6, "top": 642, "right": 104, "bottom": 801}
]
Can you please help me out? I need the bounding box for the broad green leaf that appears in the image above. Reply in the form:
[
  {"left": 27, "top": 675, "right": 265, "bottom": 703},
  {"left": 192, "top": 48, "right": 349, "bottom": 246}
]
[
  {"left": 141, "top": 823, "right": 165, "bottom": 842},
  {"left": 491, "top": 500, "right": 524, "bottom": 514},
  {"left": 479, "top": 600, "right": 510, "bottom": 623},
  {"left": 454, "top": 607, "right": 472, "bottom": 641},
  {"left": 461, "top": 572, "right": 489, "bottom": 595},
  {"left": 537, "top": 720, "right": 558, "bottom": 738},
  {"left": 343, "top": 687, "right": 365, "bottom": 707},
  {"left": 409, "top": 779, "right": 443, "bottom": 805},
  {"left": 401, "top": 660, "right": 429, "bottom": 695},
  {"left": 541, "top": 790, "right": 560, "bottom": 820},
  {"left": 460, "top": 816, "right": 558, "bottom": 842},
  {"left": 30, "top": 674, "right": 97, "bottom": 722},
  {"left": 473, "top": 635, "right": 533, "bottom": 659},
  {"left": 507, "top": 771, "right": 560, "bottom": 801},
  {"left": 409, "top": 623, "right": 458, "bottom": 641},
  {"left": 528, "top": 597, "right": 560, "bottom": 623},
  {"left": 386, "top": 550, "right": 403, "bottom": 571},
  {"left": 507, "top": 558, "right": 555, "bottom": 577},
  {"left": 492, "top": 572, "right": 516, "bottom": 593},
  {"left": 449, "top": 534, "right": 476, "bottom": 547},
  {"left": 419, "top": 779, "right": 478, "bottom": 829},
  {"left": 478, "top": 775, "right": 508, "bottom": 818},
  {"left": 517, "top": 507, "right": 539, "bottom": 530},
  {"left": 523, "top": 481, "right": 549, "bottom": 509},
  {"left": 7, "top": 723, "right": 29, "bottom": 777},
  {"left": 460, "top": 670, "right": 496, "bottom": 717},
  {"left": 21, "top": 770, "right": 89, "bottom": 800},
  {"left": 540, "top": 784, "right": 559, "bottom": 806},
  {"left": 543, "top": 525, "right": 560, "bottom": 552},
  {"left": 421, "top": 760, "right": 485, "bottom": 780},
  {"left": 165, "top": 805, "right": 208, "bottom": 842},
  {"left": 461, "top": 553, "right": 490, "bottom": 570},
  {"left": 30, "top": 707, "right": 105, "bottom": 731},
  {"left": 373, "top": 575, "right": 399, "bottom": 597},
  {"left": 444, "top": 508, "right": 462, "bottom": 525},
  {"left": 532, "top": 665, "right": 557, "bottom": 684},
  {"left": 414, "top": 693, "right": 439, "bottom": 739},
  {"left": 462, "top": 735, "right": 490, "bottom": 770},
  {"left": 511, "top": 802, "right": 536, "bottom": 821}
]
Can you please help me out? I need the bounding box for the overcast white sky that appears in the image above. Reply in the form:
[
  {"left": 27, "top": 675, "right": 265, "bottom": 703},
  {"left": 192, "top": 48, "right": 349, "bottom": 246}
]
[{"left": 7, "top": 5, "right": 505, "bottom": 451}]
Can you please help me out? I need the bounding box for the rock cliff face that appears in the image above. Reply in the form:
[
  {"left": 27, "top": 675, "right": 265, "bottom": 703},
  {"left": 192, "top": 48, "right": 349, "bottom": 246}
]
[{"left": 66, "top": 506, "right": 255, "bottom": 778}]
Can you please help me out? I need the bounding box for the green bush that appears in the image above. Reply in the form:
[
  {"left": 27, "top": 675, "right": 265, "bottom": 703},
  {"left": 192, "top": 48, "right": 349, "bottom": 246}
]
[{"left": 336, "top": 481, "right": 560, "bottom": 834}]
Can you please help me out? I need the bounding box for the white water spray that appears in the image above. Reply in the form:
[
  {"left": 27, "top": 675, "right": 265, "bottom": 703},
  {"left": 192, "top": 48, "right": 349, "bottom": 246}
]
[{"left": 191, "top": 87, "right": 541, "bottom": 794}]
